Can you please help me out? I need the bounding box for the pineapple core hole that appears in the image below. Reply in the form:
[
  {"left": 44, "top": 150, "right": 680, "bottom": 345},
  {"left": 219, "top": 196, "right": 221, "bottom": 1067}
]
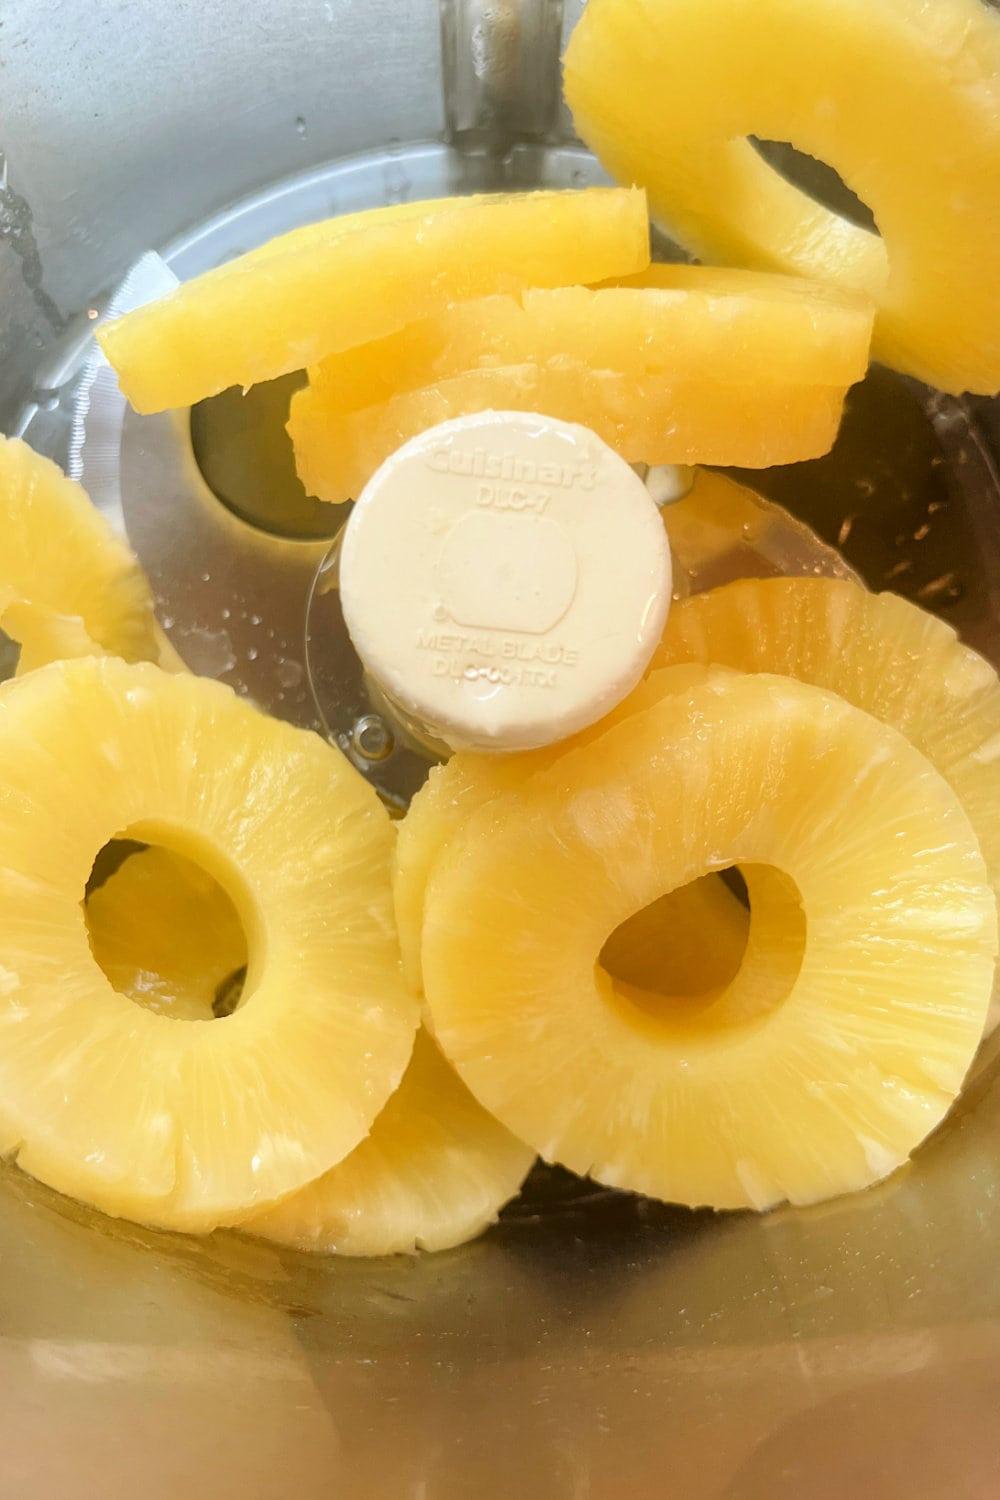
[
  {"left": 84, "top": 840, "right": 250, "bottom": 1022},
  {"left": 750, "top": 139, "right": 878, "bottom": 234},
  {"left": 601, "top": 865, "right": 807, "bottom": 1032}
]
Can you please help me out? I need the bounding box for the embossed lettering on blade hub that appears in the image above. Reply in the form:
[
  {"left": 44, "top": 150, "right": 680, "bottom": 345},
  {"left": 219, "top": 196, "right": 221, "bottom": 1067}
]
[
  {"left": 428, "top": 444, "right": 599, "bottom": 492},
  {"left": 338, "top": 410, "right": 671, "bottom": 751}
]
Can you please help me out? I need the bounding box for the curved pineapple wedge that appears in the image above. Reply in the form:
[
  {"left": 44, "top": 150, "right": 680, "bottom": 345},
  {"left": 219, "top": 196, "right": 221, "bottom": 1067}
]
[
  {"left": 0, "top": 437, "right": 159, "bottom": 672},
  {"left": 653, "top": 577, "right": 1000, "bottom": 1031},
  {"left": 563, "top": 0, "right": 1000, "bottom": 394},
  {"left": 97, "top": 189, "right": 650, "bottom": 412},
  {"left": 247, "top": 1030, "right": 534, "bottom": 1256},
  {"left": 291, "top": 361, "right": 847, "bottom": 504},
  {"left": 422, "top": 667, "right": 997, "bottom": 1210},
  {"left": 85, "top": 846, "right": 532, "bottom": 1254},
  {"left": 0, "top": 657, "right": 418, "bottom": 1231},
  {"left": 306, "top": 272, "right": 872, "bottom": 412},
  {"left": 87, "top": 847, "right": 247, "bottom": 1022}
]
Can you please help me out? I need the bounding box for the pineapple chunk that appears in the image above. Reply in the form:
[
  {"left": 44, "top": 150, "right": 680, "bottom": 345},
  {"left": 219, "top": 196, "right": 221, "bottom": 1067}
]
[
  {"left": 87, "top": 847, "right": 247, "bottom": 1023},
  {"left": 247, "top": 1031, "right": 534, "bottom": 1256},
  {"left": 306, "top": 272, "right": 873, "bottom": 411},
  {"left": 564, "top": 0, "right": 1000, "bottom": 394},
  {"left": 291, "top": 362, "right": 847, "bottom": 504},
  {"left": 0, "top": 657, "right": 418, "bottom": 1231},
  {"left": 422, "top": 667, "right": 996, "bottom": 1210},
  {"left": 85, "top": 846, "right": 532, "bottom": 1253},
  {"left": 97, "top": 189, "right": 650, "bottom": 412},
  {"left": 654, "top": 577, "right": 1000, "bottom": 1031},
  {"left": 0, "top": 437, "right": 159, "bottom": 672}
]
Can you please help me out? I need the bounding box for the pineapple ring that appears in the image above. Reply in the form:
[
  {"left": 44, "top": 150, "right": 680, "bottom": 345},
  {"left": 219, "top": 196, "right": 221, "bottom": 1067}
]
[
  {"left": 653, "top": 577, "right": 1000, "bottom": 1032},
  {"left": 564, "top": 0, "right": 1000, "bottom": 394},
  {"left": 0, "top": 657, "right": 418, "bottom": 1232},
  {"left": 422, "top": 668, "right": 996, "bottom": 1211},
  {"left": 0, "top": 437, "right": 160, "bottom": 671},
  {"left": 85, "top": 847, "right": 532, "bottom": 1254}
]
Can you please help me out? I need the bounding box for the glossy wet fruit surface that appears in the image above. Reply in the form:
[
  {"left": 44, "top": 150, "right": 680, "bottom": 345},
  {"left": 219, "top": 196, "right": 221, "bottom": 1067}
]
[
  {"left": 654, "top": 576, "right": 1000, "bottom": 1031},
  {"left": 421, "top": 667, "right": 996, "bottom": 1210},
  {"left": 0, "top": 436, "right": 159, "bottom": 672},
  {"left": 565, "top": 0, "right": 1000, "bottom": 393},
  {"left": 0, "top": 657, "right": 417, "bottom": 1231},
  {"left": 98, "top": 189, "right": 651, "bottom": 411}
]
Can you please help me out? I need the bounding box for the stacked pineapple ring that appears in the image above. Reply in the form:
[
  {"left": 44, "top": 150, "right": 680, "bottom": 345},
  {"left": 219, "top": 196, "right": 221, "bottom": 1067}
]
[
  {"left": 564, "top": 0, "right": 1000, "bottom": 395},
  {"left": 288, "top": 268, "right": 874, "bottom": 502},
  {"left": 91, "top": 187, "right": 875, "bottom": 498},
  {"left": 653, "top": 578, "right": 1000, "bottom": 1032},
  {"left": 4, "top": 101, "right": 1000, "bottom": 1248},
  {"left": 0, "top": 431, "right": 538, "bottom": 1248},
  {"left": 409, "top": 651, "right": 998, "bottom": 1211}
]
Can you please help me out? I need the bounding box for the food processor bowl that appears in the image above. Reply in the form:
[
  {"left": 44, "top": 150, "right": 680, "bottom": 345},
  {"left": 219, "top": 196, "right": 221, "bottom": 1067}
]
[{"left": 2, "top": 2, "right": 1000, "bottom": 1494}]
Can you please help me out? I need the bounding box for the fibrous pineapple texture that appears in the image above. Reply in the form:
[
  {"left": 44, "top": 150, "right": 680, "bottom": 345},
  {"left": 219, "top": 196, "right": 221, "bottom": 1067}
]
[
  {"left": 422, "top": 667, "right": 996, "bottom": 1210},
  {"left": 564, "top": 0, "right": 1000, "bottom": 393},
  {"left": 0, "top": 657, "right": 418, "bottom": 1231},
  {"left": 394, "top": 668, "right": 711, "bottom": 994},
  {"left": 654, "top": 577, "right": 1000, "bottom": 1031},
  {"left": 291, "top": 271, "right": 871, "bottom": 501},
  {"left": 0, "top": 436, "right": 159, "bottom": 674},
  {"left": 85, "top": 847, "right": 532, "bottom": 1254},
  {"left": 303, "top": 271, "right": 871, "bottom": 410},
  {"left": 247, "top": 1030, "right": 534, "bottom": 1256}
]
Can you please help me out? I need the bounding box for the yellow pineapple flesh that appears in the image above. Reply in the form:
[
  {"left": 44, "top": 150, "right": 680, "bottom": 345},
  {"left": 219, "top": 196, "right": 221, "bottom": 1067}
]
[
  {"left": 86, "top": 847, "right": 247, "bottom": 1023},
  {"left": 421, "top": 667, "right": 996, "bottom": 1210},
  {"left": 394, "top": 668, "right": 705, "bottom": 993},
  {"left": 653, "top": 577, "right": 1000, "bottom": 1031},
  {"left": 0, "top": 656, "right": 418, "bottom": 1231},
  {"left": 291, "top": 361, "right": 847, "bottom": 504},
  {"left": 0, "top": 436, "right": 159, "bottom": 673},
  {"left": 247, "top": 1030, "right": 534, "bottom": 1256},
  {"left": 0, "top": 597, "right": 103, "bottom": 677},
  {"left": 563, "top": 0, "right": 1000, "bottom": 394},
  {"left": 97, "top": 189, "right": 650, "bottom": 412},
  {"left": 306, "top": 271, "right": 872, "bottom": 411},
  {"left": 84, "top": 846, "right": 532, "bottom": 1253}
]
